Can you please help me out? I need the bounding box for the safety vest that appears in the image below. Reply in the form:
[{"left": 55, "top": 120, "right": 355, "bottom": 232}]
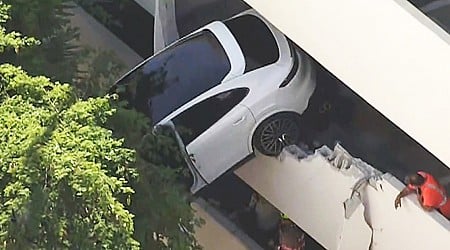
[
  {"left": 409, "top": 171, "right": 448, "bottom": 208},
  {"left": 278, "top": 233, "right": 305, "bottom": 250},
  {"left": 278, "top": 218, "right": 305, "bottom": 250},
  {"left": 279, "top": 245, "right": 303, "bottom": 250}
]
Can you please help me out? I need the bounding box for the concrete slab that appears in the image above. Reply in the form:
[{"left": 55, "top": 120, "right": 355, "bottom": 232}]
[
  {"left": 235, "top": 147, "right": 372, "bottom": 249},
  {"left": 241, "top": 0, "right": 450, "bottom": 170},
  {"left": 192, "top": 199, "right": 262, "bottom": 250},
  {"left": 235, "top": 145, "right": 450, "bottom": 250},
  {"left": 337, "top": 204, "right": 371, "bottom": 250}
]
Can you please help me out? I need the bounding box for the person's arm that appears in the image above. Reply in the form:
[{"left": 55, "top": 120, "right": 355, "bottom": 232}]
[{"left": 394, "top": 187, "right": 414, "bottom": 209}]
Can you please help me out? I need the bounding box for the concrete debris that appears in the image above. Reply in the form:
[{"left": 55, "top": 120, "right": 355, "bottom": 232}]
[
  {"left": 240, "top": 143, "right": 450, "bottom": 250},
  {"left": 284, "top": 145, "right": 311, "bottom": 160},
  {"left": 285, "top": 144, "right": 382, "bottom": 186},
  {"left": 284, "top": 143, "right": 384, "bottom": 220}
]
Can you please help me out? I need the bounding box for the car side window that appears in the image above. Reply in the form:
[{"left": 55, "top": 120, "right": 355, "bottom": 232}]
[
  {"left": 173, "top": 88, "right": 250, "bottom": 145},
  {"left": 224, "top": 15, "right": 279, "bottom": 73}
]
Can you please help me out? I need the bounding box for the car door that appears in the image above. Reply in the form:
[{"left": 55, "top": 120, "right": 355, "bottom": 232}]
[{"left": 172, "top": 87, "right": 255, "bottom": 184}]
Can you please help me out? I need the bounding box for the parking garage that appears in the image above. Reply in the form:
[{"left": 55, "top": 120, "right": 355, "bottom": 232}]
[{"left": 79, "top": 0, "right": 450, "bottom": 249}]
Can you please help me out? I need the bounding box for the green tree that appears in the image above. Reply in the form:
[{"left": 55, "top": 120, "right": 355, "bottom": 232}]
[
  {"left": 108, "top": 104, "right": 203, "bottom": 250},
  {"left": 1, "top": 0, "right": 125, "bottom": 97},
  {"left": 1, "top": 0, "right": 81, "bottom": 83},
  {"left": 76, "top": 48, "right": 125, "bottom": 98},
  {"left": 75, "top": 0, "right": 129, "bottom": 27},
  {"left": 0, "top": 64, "right": 139, "bottom": 248},
  {"left": 0, "top": 6, "right": 138, "bottom": 246},
  {"left": 0, "top": 2, "right": 202, "bottom": 249}
]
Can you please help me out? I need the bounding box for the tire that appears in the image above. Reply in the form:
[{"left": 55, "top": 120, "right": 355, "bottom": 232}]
[{"left": 253, "top": 113, "right": 301, "bottom": 156}]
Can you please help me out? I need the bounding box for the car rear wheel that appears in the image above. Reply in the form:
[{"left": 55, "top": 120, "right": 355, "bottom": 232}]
[{"left": 253, "top": 113, "right": 300, "bottom": 156}]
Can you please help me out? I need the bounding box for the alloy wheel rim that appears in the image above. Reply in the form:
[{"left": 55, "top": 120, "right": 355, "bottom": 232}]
[{"left": 259, "top": 118, "right": 299, "bottom": 155}]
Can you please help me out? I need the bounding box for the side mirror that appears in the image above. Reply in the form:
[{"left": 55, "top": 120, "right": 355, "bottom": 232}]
[
  {"left": 152, "top": 124, "right": 163, "bottom": 135},
  {"left": 152, "top": 121, "right": 176, "bottom": 135}
]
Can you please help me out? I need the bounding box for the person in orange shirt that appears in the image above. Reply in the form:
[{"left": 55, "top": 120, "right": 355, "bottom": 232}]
[
  {"left": 394, "top": 171, "right": 450, "bottom": 219},
  {"left": 278, "top": 213, "right": 305, "bottom": 250}
]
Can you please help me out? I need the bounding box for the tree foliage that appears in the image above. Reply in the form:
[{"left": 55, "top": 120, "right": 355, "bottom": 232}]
[
  {"left": 108, "top": 104, "right": 203, "bottom": 250},
  {"left": 0, "top": 3, "right": 37, "bottom": 53},
  {"left": 76, "top": 48, "right": 125, "bottom": 98},
  {"left": 0, "top": 1, "right": 202, "bottom": 249},
  {"left": 0, "top": 18, "right": 138, "bottom": 246},
  {"left": 75, "top": 0, "right": 129, "bottom": 27},
  {"left": 1, "top": 0, "right": 81, "bottom": 83},
  {"left": 0, "top": 65, "right": 139, "bottom": 248},
  {"left": 1, "top": 0, "right": 125, "bottom": 97}
]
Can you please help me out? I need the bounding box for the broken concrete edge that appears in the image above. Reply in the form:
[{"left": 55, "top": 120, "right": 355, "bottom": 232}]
[
  {"left": 192, "top": 198, "right": 264, "bottom": 250},
  {"left": 336, "top": 202, "right": 371, "bottom": 250},
  {"left": 282, "top": 143, "right": 450, "bottom": 228},
  {"left": 284, "top": 143, "right": 382, "bottom": 190}
]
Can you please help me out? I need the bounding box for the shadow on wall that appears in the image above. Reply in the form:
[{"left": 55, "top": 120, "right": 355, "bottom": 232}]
[
  {"left": 78, "top": 0, "right": 155, "bottom": 58},
  {"left": 296, "top": 60, "right": 450, "bottom": 190},
  {"left": 174, "top": 0, "right": 251, "bottom": 37}
]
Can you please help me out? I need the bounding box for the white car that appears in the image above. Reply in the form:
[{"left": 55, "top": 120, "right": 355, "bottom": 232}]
[{"left": 114, "top": 10, "right": 316, "bottom": 193}]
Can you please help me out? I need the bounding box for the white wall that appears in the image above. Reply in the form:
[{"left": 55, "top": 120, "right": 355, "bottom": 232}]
[
  {"left": 235, "top": 146, "right": 450, "bottom": 249},
  {"left": 242, "top": 0, "right": 450, "bottom": 169}
]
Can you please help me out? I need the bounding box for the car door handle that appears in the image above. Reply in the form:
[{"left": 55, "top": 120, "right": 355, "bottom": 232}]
[
  {"left": 233, "top": 116, "right": 246, "bottom": 126},
  {"left": 189, "top": 153, "right": 196, "bottom": 164}
]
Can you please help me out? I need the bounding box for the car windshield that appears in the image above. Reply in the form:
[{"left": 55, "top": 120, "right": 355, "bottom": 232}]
[{"left": 116, "top": 30, "right": 231, "bottom": 125}]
